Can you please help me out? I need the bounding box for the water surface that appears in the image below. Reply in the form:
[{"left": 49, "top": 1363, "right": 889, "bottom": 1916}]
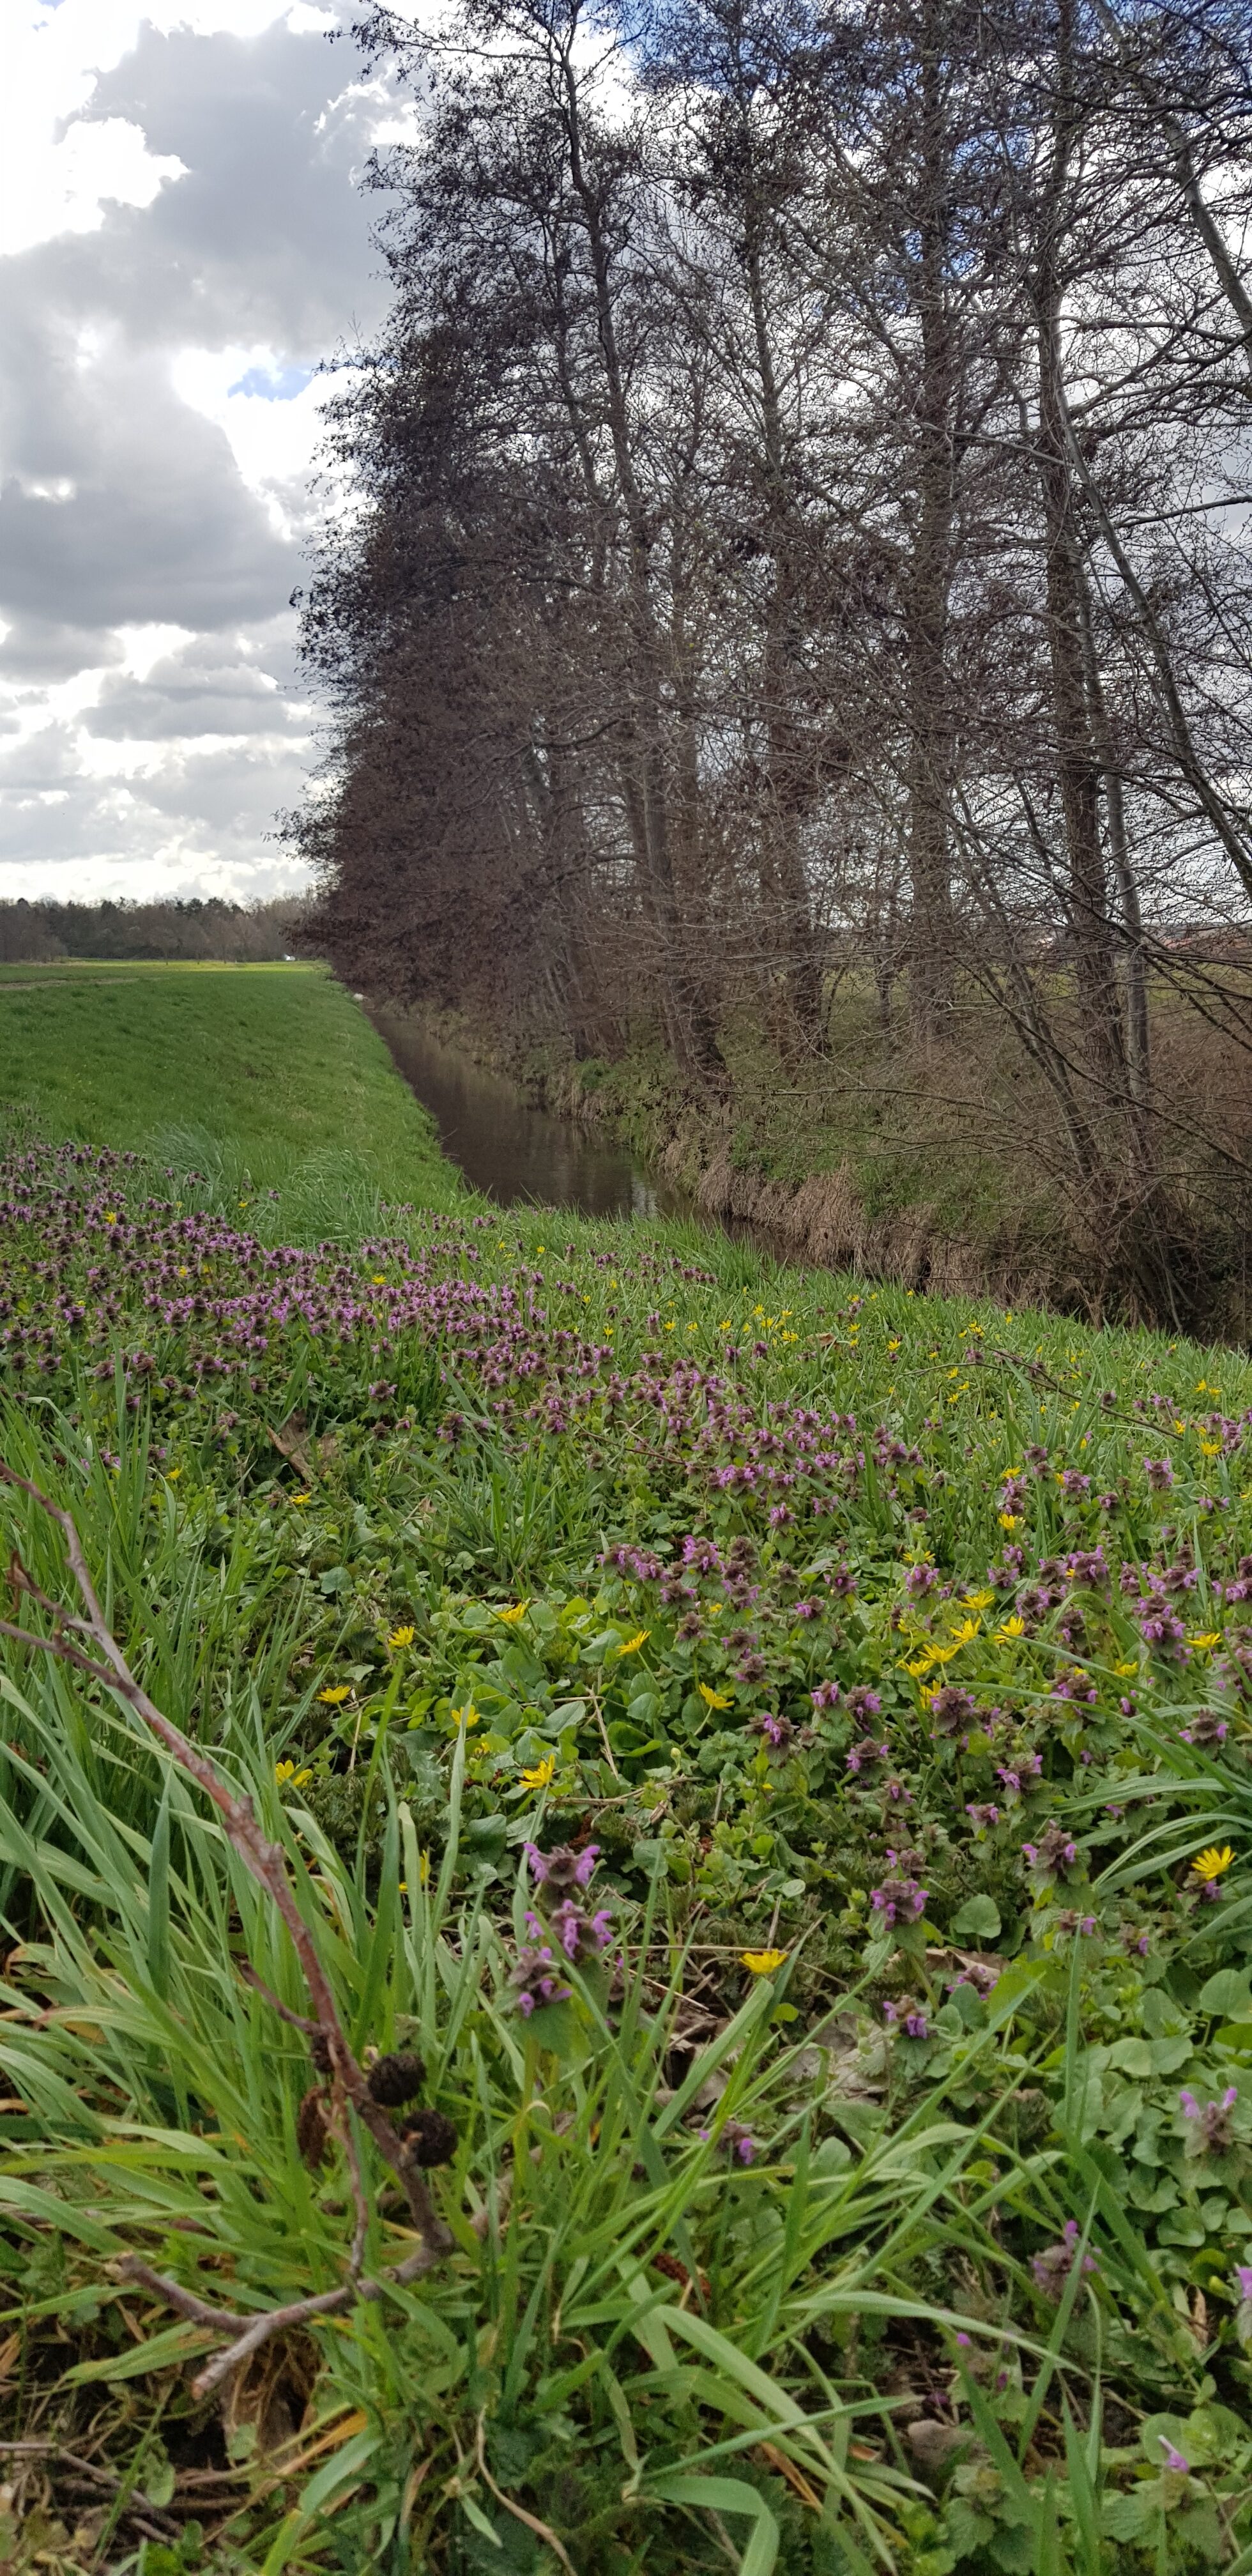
[{"left": 369, "top": 1008, "right": 689, "bottom": 1219}]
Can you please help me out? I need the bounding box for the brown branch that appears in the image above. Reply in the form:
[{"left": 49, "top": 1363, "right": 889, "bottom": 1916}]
[{"left": 0, "top": 1462, "right": 455, "bottom": 2388}]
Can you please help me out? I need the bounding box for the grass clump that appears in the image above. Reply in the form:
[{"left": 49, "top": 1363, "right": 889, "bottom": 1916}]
[{"left": 2, "top": 1141, "right": 1252, "bottom": 2567}]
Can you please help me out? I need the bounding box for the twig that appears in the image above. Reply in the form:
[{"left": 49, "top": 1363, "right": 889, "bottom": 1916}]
[{"left": 0, "top": 1462, "right": 455, "bottom": 2389}]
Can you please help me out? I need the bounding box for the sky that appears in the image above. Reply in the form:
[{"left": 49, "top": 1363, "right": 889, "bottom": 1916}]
[{"left": 0, "top": 1, "right": 414, "bottom": 903}]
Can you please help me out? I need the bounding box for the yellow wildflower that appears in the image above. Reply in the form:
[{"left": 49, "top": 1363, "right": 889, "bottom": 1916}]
[
  {"left": 1113, "top": 1659, "right": 1138, "bottom": 1677},
  {"left": 961, "top": 1589, "right": 995, "bottom": 1611},
  {"left": 618, "top": 1629, "right": 650, "bottom": 1655},
  {"left": 945, "top": 1616, "right": 980, "bottom": 1649},
  {"left": 887, "top": 1338, "right": 901, "bottom": 1353},
  {"left": 998, "top": 1512, "right": 1020, "bottom": 1531},
  {"left": 388, "top": 1624, "right": 416, "bottom": 1649},
  {"left": 291, "top": 1491, "right": 310, "bottom": 1505},
  {"left": 495, "top": 1601, "right": 530, "bottom": 1625},
  {"left": 741, "top": 1949, "right": 788, "bottom": 1975},
  {"left": 1191, "top": 1846, "right": 1235, "bottom": 1882},
  {"left": 454, "top": 1703, "right": 481, "bottom": 1729},
  {"left": 318, "top": 1684, "right": 351, "bottom": 1705},
  {"left": 1200, "top": 1439, "right": 1223, "bottom": 1459},
  {"left": 275, "top": 1760, "right": 312, "bottom": 1788},
  {"left": 996, "top": 1616, "right": 1025, "bottom": 1642},
  {"left": 520, "top": 1754, "right": 557, "bottom": 1791},
  {"left": 371, "top": 1274, "right": 388, "bottom": 1286},
  {"left": 698, "top": 1682, "right": 733, "bottom": 1709},
  {"left": 1187, "top": 1633, "right": 1220, "bottom": 1652}
]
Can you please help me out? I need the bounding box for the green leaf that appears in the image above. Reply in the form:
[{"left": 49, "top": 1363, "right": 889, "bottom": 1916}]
[
  {"left": 952, "top": 1894, "right": 1001, "bottom": 1942},
  {"left": 646, "top": 2474, "right": 779, "bottom": 2576},
  {"left": 1200, "top": 1967, "right": 1252, "bottom": 2018}
]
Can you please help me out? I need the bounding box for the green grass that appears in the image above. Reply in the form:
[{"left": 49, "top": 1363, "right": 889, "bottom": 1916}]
[
  {"left": 0, "top": 962, "right": 462, "bottom": 1215},
  {"left": 3, "top": 993, "right": 1252, "bottom": 2569}
]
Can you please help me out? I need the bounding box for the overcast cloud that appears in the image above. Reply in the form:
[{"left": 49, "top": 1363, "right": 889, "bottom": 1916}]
[{"left": 0, "top": 1, "right": 407, "bottom": 900}]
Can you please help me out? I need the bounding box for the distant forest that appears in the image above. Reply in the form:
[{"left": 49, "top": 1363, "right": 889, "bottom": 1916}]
[
  {"left": 0, "top": 898, "right": 307, "bottom": 966},
  {"left": 288, "top": 0, "right": 1252, "bottom": 1317}
]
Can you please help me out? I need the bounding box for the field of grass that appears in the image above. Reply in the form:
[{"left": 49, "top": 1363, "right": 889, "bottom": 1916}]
[
  {"left": 0, "top": 962, "right": 461, "bottom": 1218},
  {"left": 1, "top": 1005, "right": 1252, "bottom": 2572}
]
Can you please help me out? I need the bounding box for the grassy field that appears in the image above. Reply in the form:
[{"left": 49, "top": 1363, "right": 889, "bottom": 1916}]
[
  {"left": 1, "top": 988, "right": 1251, "bottom": 2572},
  {"left": 0, "top": 962, "right": 461, "bottom": 1216}
]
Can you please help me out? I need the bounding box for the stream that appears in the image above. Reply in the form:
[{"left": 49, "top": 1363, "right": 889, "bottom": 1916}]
[{"left": 367, "top": 1006, "right": 692, "bottom": 1220}]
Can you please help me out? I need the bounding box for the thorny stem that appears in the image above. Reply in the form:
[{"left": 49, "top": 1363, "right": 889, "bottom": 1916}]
[{"left": 0, "top": 1461, "right": 454, "bottom": 2389}]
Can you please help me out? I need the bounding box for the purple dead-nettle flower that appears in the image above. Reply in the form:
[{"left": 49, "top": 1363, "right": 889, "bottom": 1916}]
[
  {"left": 1058, "top": 1469, "right": 1092, "bottom": 1499},
  {"left": 884, "top": 1775, "right": 913, "bottom": 1804},
  {"left": 999, "top": 1476, "right": 1028, "bottom": 1513},
  {"left": 510, "top": 1943, "right": 573, "bottom": 2018},
  {"left": 870, "top": 1857, "right": 928, "bottom": 1926},
  {"left": 905, "top": 1563, "right": 938, "bottom": 1598},
  {"left": 1235, "top": 2264, "right": 1252, "bottom": 2301},
  {"left": 1158, "top": 2440, "right": 1191, "bottom": 2476},
  {"left": 1025, "top": 1445, "right": 1050, "bottom": 1475},
  {"left": 545, "top": 1898, "right": 614, "bottom": 1965},
  {"left": 1031, "top": 2219, "right": 1098, "bottom": 2298},
  {"left": 811, "top": 1680, "right": 841, "bottom": 1710},
  {"left": 1021, "top": 1822, "right": 1080, "bottom": 1880},
  {"left": 966, "top": 1802, "right": 1000, "bottom": 1834},
  {"left": 793, "top": 1598, "right": 820, "bottom": 1620},
  {"left": 524, "top": 1842, "right": 600, "bottom": 1893},
  {"left": 928, "top": 1685, "right": 977, "bottom": 1737},
  {"left": 1180, "top": 2085, "right": 1239, "bottom": 2152},
  {"left": 827, "top": 1563, "right": 857, "bottom": 1596},
  {"left": 844, "top": 1685, "right": 882, "bottom": 1724},
  {"left": 699, "top": 2118, "right": 756, "bottom": 2166},
  {"left": 846, "top": 1736, "right": 890, "bottom": 1773},
  {"left": 1145, "top": 1456, "right": 1175, "bottom": 1492},
  {"left": 753, "top": 1711, "right": 795, "bottom": 1759},
  {"left": 1179, "top": 1710, "right": 1228, "bottom": 1745}
]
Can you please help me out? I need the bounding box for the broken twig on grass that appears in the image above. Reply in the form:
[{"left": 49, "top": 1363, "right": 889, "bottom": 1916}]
[{"left": 0, "top": 1460, "right": 454, "bottom": 2395}]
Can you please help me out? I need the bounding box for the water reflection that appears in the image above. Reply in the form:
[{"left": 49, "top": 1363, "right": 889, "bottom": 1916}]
[{"left": 368, "top": 1007, "right": 689, "bottom": 1219}]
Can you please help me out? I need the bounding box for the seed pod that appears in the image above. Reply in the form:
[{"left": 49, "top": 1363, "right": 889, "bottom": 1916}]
[
  {"left": 367, "top": 2051, "right": 427, "bottom": 2108},
  {"left": 296, "top": 2085, "right": 330, "bottom": 2172},
  {"left": 402, "top": 2107, "right": 457, "bottom": 2168}
]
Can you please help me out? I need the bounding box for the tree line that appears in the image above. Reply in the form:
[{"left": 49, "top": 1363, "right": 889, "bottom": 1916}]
[
  {"left": 0, "top": 897, "right": 307, "bottom": 966},
  {"left": 291, "top": 0, "right": 1252, "bottom": 1317}
]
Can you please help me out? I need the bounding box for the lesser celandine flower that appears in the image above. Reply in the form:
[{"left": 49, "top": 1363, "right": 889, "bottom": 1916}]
[
  {"left": 698, "top": 1682, "right": 732, "bottom": 1709},
  {"left": 741, "top": 1947, "right": 788, "bottom": 1975},
  {"left": 617, "top": 1629, "right": 650, "bottom": 1655},
  {"left": 387, "top": 1623, "right": 415, "bottom": 1649},
  {"left": 495, "top": 1601, "right": 530, "bottom": 1625},
  {"left": 1191, "top": 1845, "right": 1235, "bottom": 1881},
  {"left": 275, "top": 1760, "right": 311, "bottom": 1788},
  {"left": 520, "top": 1754, "right": 557, "bottom": 1791},
  {"left": 318, "top": 1684, "right": 351, "bottom": 1705}
]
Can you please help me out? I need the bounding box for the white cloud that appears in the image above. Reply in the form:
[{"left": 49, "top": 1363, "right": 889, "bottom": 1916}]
[{"left": 0, "top": 3, "right": 402, "bottom": 900}]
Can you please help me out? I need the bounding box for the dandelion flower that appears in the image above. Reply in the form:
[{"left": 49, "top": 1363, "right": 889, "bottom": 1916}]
[
  {"left": 741, "top": 1948, "right": 788, "bottom": 1975},
  {"left": 521, "top": 1754, "right": 557, "bottom": 1791},
  {"left": 1191, "top": 1846, "right": 1235, "bottom": 1882},
  {"left": 388, "top": 1624, "right": 416, "bottom": 1649},
  {"left": 698, "top": 1682, "right": 732, "bottom": 1709},
  {"left": 318, "top": 1684, "right": 351, "bottom": 1705}
]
